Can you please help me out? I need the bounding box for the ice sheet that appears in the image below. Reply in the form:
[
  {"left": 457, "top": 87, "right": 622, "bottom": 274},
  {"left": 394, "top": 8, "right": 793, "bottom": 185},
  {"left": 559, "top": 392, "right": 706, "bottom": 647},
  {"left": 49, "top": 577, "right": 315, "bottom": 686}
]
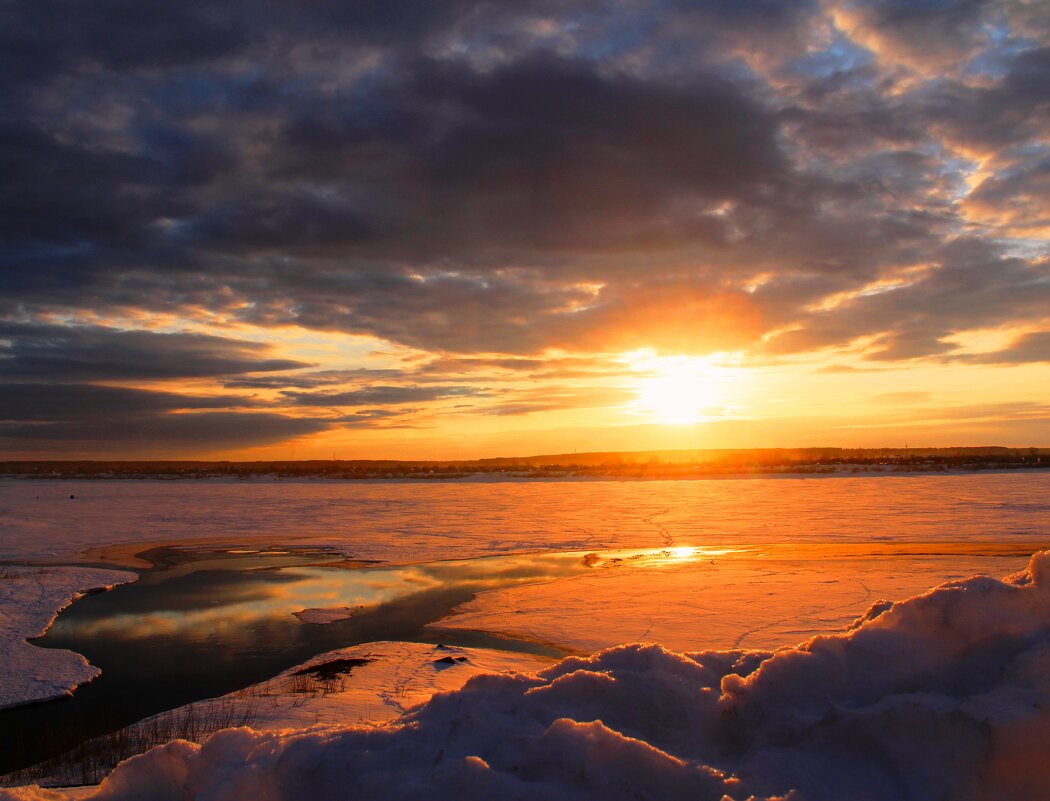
[
  {"left": 0, "top": 567, "right": 135, "bottom": 709},
  {"left": 2, "top": 475, "right": 1048, "bottom": 566},
  {"left": 435, "top": 544, "right": 1037, "bottom": 652}
]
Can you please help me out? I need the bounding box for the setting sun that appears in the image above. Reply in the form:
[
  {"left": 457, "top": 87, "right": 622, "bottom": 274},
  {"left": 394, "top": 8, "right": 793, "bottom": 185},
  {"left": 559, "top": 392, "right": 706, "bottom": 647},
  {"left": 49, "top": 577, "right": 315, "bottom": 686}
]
[{"left": 634, "top": 356, "right": 722, "bottom": 424}]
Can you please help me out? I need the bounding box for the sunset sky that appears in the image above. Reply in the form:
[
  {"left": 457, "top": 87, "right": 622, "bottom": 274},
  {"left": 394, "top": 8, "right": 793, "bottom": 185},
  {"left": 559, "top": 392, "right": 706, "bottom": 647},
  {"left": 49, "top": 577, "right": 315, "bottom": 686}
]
[{"left": 2, "top": 0, "right": 1048, "bottom": 459}]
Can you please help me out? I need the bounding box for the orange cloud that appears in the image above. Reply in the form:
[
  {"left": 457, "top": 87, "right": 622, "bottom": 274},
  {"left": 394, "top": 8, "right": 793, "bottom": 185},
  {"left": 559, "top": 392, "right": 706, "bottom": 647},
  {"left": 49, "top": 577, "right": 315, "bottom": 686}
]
[{"left": 560, "top": 283, "right": 763, "bottom": 355}]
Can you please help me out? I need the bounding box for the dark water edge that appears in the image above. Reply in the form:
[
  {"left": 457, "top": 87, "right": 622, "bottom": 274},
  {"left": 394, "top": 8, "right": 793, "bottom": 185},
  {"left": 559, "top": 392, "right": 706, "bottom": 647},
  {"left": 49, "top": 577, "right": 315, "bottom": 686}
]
[{"left": 0, "top": 548, "right": 578, "bottom": 775}]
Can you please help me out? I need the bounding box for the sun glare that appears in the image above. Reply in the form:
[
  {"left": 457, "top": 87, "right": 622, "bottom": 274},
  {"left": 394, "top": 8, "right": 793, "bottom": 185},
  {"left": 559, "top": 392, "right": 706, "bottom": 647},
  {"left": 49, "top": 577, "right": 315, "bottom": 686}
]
[{"left": 633, "top": 355, "right": 722, "bottom": 424}]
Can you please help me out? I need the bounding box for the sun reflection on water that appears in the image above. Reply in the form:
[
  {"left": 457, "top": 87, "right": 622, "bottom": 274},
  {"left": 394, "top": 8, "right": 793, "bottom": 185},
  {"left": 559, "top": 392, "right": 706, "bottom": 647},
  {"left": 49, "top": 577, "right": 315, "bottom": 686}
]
[{"left": 50, "top": 546, "right": 743, "bottom": 645}]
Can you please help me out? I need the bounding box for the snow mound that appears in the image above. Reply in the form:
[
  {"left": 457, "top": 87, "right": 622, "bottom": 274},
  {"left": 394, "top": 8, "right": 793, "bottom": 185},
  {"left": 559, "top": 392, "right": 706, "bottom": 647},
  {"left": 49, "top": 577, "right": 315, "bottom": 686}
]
[{"left": 9, "top": 552, "right": 1050, "bottom": 801}]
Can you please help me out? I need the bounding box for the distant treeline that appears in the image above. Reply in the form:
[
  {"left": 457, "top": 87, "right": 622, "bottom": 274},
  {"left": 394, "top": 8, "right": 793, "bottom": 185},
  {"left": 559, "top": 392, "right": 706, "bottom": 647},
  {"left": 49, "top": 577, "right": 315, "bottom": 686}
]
[{"left": 2, "top": 447, "right": 1047, "bottom": 479}]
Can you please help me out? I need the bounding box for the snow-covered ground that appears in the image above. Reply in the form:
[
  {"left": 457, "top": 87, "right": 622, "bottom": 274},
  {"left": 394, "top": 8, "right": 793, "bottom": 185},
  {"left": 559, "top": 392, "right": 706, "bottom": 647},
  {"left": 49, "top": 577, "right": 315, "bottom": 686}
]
[
  {"left": 170, "top": 641, "right": 554, "bottom": 730},
  {"left": 6, "top": 552, "right": 1050, "bottom": 801},
  {"left": 12, "top": 642, "right": 553, "bottom": 789},
  {"left": 435, "top": 544, "right": 1037, "bottom": 652},
  {"left": 0, "top": 567, "right": 135, "bottom": 709}
]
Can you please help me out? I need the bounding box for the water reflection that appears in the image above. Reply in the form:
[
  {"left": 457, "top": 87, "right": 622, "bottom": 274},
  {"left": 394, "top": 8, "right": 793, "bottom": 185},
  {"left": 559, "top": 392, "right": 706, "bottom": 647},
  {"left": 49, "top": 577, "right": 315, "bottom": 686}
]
[
  {"left": 47, "top": 551, "right": 589, "bottom": 643},
  {"left": 48, "top": 548, "right": 707, "bottom": 645},
  {"left": 578, "top": 546, "right": 737, "bottom": 569}
]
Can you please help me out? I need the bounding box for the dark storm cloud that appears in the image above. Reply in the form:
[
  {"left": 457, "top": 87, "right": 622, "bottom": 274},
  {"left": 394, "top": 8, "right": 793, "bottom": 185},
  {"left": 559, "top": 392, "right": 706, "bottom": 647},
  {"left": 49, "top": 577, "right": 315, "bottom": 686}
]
[
  {"left": 224, "top": 356, "right": 629, "bottom": 393},
  {"left": 0, "top": 119, "right": 232, "bottom": 270},
  {"left": 0, "top": 0, "right": 1047, "bottom": 384},
  {"left": 0, "top": 384, "right": 247, "bottom": 422},
  {"left": 0, "top": 384, "right": 329, "bottom": 450},
  {"left": 2, "top": 1, "right": 798, "bottom": 354},
  {"left": 0, "top": 322, "right": 309, "bottom": 380},
  {"left": 0, "top": 2, "right": 245, "bottom": 81},
  {"left": 177, "top": 52, "right": 785, "bottom": 263},
  {"left": 0, "top": 412, "right": 329, "bottom": 447},
  {"left": 406, "top": 54, "right": 784, "bottom": 235},
  {"left": 0, "top": 0, "right": 478, "bottom": 83},
  {"left": 284, "top": 385, "right": 483, "bottom": 407},
  {"left": 233, "top": 271, "right": 578, "bottom": 354},
  {"left": 925, "top": 46, "right": 1050, "bottom": 150},
  {"left": 224, "top": 369, "right": 407, "bottom": 390}
]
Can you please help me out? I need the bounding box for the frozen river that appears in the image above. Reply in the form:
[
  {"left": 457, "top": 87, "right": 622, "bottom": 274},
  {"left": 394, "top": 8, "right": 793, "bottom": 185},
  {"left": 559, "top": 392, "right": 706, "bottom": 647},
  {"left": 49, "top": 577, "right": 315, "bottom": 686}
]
[{"left": 2, "top": 472, "right": 1049, "bottom": 566}]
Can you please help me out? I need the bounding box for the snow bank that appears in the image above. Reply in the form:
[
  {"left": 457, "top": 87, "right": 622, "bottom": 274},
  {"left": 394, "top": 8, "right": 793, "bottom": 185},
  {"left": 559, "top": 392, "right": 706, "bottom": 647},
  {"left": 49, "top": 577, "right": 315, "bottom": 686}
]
[
  {"left": 209, "top": 641, "right": 553, "bottom": 729},
  {"left": 0, "top": 567, "right": 136, "bottom": 709},
  {"left": 126, "top": 641, "right": 551, "bottom": 737},
  {"left": 8, "top": 553, "right": 1050, "bottom": 800}
]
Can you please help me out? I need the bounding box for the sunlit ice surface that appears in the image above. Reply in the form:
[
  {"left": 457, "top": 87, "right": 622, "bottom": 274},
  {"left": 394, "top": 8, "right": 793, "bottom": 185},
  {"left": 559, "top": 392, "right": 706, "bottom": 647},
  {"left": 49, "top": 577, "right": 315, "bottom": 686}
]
[
  {"left": 582, "top": 545, "right": 736, "bottom": 568},
  {"left": 438, "top": 541, "right": 1048, "bottom": 657},
  {"left": 5, "top": 475, "right": 1050, "bottom": 567},
  {"left": 43, "top": 546, "right": 729, "bottom": 644}
]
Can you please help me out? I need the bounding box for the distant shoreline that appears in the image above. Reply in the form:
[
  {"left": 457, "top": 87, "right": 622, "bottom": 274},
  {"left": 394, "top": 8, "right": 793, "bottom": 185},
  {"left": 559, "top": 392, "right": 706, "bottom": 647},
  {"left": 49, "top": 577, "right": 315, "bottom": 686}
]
[
  {"left": 3, "top": 464, "right": 1049, "bottom": 483},
  {"left": 3, "top": 446, "right": 1047, "bottom": 482}
]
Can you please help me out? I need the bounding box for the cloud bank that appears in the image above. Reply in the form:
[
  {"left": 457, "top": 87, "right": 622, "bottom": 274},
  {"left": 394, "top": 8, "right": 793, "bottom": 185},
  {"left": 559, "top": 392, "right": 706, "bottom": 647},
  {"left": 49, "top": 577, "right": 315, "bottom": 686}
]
[{"left": 1, "top": 0, "right": 1047, "bottom": 451}]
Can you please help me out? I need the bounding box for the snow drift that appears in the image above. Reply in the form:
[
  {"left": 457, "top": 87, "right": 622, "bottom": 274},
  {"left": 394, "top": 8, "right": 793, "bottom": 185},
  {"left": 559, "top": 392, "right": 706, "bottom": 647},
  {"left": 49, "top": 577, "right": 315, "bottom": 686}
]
[{"left": 8, "top": 552, "right": 1050, "bottom": 801}]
